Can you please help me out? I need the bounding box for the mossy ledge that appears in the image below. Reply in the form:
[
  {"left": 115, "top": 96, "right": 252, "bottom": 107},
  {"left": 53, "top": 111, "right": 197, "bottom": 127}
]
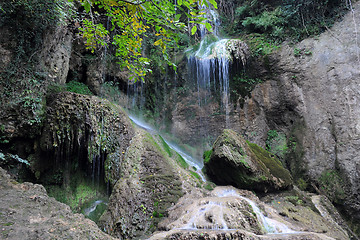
[{"left": 204, "top": 129, "right": 292, "bottom": 192}]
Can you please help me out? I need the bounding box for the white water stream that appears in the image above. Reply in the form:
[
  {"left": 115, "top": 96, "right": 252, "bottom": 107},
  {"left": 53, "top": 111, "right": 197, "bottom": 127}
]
[
  {"left": 187, "top": 5, "right": 233, "bottom": 131},
  {"left": 128, "top": 114, "right": 206, "bottom": 182}
]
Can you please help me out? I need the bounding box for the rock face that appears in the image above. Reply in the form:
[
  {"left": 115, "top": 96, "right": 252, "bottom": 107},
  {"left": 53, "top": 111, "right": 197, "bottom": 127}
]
[
  {"left": 0, "top": 167, "right": 117, "bottom": 240},
  {"left": 149, "top": 186, "right": 350, "bottom": 240},
  {"left": 204, "top": 129, "right": 292, "bottom": 192},
  {"left": 38, "top": 92, "right": 134, "bottom": 186},
  {"left": 248, "top": 1, "right": 360, "bottom": 223},
  {"left": 99, "top": 129, "right": 203, "bottom": 239},
  {"left": 153, "top": 1, "right": 360, "bottom": 228}
]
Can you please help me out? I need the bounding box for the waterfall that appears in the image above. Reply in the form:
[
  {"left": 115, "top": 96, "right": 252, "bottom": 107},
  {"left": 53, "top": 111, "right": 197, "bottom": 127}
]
[{"left": 187, "top": 6, "right": 232, "bottom": 131}]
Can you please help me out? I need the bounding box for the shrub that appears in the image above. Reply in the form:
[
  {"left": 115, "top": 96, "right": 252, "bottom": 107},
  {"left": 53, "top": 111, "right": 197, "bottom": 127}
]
[{"left": 66, "top": 81, "right": 93, "bottom": 95}]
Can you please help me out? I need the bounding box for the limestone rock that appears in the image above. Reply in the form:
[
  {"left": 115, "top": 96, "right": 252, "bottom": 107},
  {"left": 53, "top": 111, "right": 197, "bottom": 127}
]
[
  {"left": 39, "top": 92, "right": 134, "bottom": 186},
  {"left": 99, "top": 130, "right": 199, "bottom": 239},
  {"left": 0, "top": 167, "right": 117, "bottom": 240},
  {"left": 204, "top": 129, "right": 292, "bottom": 192},
  {"left": 149, "top": 186, "right": 349, "bottom": 240}
]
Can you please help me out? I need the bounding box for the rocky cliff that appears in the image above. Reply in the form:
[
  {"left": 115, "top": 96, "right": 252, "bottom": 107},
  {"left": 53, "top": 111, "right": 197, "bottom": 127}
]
[{"left": 156, "top": 1, "right": 360, "bottom": 230}]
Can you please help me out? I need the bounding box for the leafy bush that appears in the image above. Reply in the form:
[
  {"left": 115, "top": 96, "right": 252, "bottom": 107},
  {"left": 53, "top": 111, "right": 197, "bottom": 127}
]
[
  {"left": 219, "top": 0, "right": 348, "bottom": 42},
  {"left": 66, "top": 81, "right": 93, "bottom": 95},
  {"left": 0, "top": 0, "right": 73, "bottom": 62},
  {"left": 318, "top": 170, "right": 346, "bottom": 204}
]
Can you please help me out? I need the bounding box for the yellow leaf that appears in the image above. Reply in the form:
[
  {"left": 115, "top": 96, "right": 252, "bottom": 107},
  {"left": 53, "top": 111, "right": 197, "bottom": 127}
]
[{"left": 154, "top": 39, "right": 162, "bottom": 46}]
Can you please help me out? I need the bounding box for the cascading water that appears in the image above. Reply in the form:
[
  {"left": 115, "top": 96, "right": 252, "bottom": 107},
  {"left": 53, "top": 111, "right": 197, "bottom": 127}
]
[
  {"left": 187, "top": 4, "right": 234, "bottom": 132},
  {"left": 176, "top": 187, "right": 297, "bottom": 234},
  {"left": 212, "top": 188, "right": 296, "bottom": 234}
]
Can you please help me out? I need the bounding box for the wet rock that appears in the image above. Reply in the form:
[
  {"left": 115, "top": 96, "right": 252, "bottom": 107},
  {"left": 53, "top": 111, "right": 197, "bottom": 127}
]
[
  {"left": 204, "top": 129, "right": 292, "bottom": 192},
  {"left": 149, "top": 186, "right": 348, "bottom": 240}
]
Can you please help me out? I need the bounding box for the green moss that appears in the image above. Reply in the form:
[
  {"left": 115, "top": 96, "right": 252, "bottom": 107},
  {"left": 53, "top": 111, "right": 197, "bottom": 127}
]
[
  {"left": 158, "top": 135, "right": 172, "bottom": 157},
  {"left": 285, "top": 196, "right": 303, "bottom": 206},
  {"left": 45, "top": 171, "right": 107, "bottom": 212},
  {"left": 318, "top": 170, "right": 346, "bottom": 204},
  {"left": 204, "top": 182, "right": 215, "bottom": 191},
  {"left": 297, "top": 178, "right": 308, "bottom": 191},
  {"left": 175, "top": 152, "right": 189, "bottom": 169},
  {"left": 247, "top": 141, "right": 292, "bottom": 185},
  {"left": 66, "top": 81, "right": 93, "bottom": 95},
  {"left": 189, "top": 170, "right": 201, "bottom": 180},
  {"left": 203, "top": 149, "right": 213, "bottom": 164},
  {"left": 186, "top": 34, "right": 219, "bottom": 57}
]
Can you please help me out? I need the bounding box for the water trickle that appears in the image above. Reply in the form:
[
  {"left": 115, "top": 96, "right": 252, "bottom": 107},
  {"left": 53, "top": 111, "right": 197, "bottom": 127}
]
[{"left": 83, "top": 200, "right": 106, "bottom": 216}]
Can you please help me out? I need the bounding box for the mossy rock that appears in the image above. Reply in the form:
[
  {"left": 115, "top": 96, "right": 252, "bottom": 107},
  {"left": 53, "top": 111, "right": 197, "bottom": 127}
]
[{"left": 204, "top": 129, "right": 292, "bottom": 192}]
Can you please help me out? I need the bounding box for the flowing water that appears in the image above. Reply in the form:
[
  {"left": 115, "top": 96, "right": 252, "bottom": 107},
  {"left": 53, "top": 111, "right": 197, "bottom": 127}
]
[
  {"left": 128, "top": 114, "right": 206, "bottom": 181},
  {"left": 212, "top": 188, "right": 296, "bottom": 234},
  {"left": 176, "top": 187, "right": 296, "bottom": 234},
  {"left": 186, "top": 3, "right": 234, "bottom": 130}
]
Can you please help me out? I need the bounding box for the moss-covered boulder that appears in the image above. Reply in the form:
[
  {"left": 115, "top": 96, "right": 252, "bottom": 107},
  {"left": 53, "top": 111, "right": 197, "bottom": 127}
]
[{"left": 204, "top": 129, "right": 292, "bottom": 192}]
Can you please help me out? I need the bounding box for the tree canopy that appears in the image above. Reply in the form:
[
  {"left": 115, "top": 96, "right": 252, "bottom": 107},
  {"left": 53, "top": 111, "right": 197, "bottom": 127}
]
[{"left": 74, "top": 0, "right": 217, "bottom": 81}]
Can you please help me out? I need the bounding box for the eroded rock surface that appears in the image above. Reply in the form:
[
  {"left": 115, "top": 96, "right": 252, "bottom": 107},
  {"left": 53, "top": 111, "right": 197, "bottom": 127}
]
[
  {"left": 0, "top": 167, "right": 117, "bottom": 240},
  {"left": 99, "top": 129, "right": 203, "bottom": 239}
]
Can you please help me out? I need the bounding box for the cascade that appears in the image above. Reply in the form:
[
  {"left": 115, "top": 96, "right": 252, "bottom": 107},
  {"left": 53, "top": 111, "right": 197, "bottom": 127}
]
[
  {"left": 176, "top": 187, "right": 297, "bottom": 233},
  {"left": 212, "top": 188, "right": 296, "bottom": 234},
  {"left": 187, "top": 4, "right": 232, "bottom": 131}
]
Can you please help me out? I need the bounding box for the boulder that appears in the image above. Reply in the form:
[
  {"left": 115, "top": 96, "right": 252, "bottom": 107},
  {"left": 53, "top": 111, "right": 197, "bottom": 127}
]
[
  {"left": 204, "top": 129, "right": 292, "bottom": 192},
  {"left": 0, "top": 167, "right": 117, "bottom": 240}
]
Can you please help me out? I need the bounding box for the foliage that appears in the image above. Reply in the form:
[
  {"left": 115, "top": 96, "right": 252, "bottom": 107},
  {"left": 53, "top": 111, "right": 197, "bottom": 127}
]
[
  {"left": 265, "top": 130, "right": 288, "bottom": 159},
  {"left": 318, "top": 170, "right": 346, "bottom": 204},
  {"left": 203, "top": 149, "right": 213, "bottom": 164},
  {"left": 219, "top": 0, "right": 349, "bottom": 42},
  {"left": 293, "top": 47, "right": 313, "bottom": 57},
  {"left": 0, "top": 0, "right": 73, "bottom": 63},
  {"left": 245, "top": 33, "right": 280, "bottom": 56},
  {"left": 230, "top": 74, "right": 262, "bottom": 104},
  {"left": 66, "top": 81, "right": 93, "bottom": 95},
  {"left": 73, "top": 0, "right": 218, "bottom": 82}
]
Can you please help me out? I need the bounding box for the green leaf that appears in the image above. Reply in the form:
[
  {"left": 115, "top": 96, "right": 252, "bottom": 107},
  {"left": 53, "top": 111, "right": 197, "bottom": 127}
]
[
  {"left": 178, "top": 0, "right": 182, "bottom": 6},
  {"left": 84, "top": 1, "right": 91, "bottom": 13},
  {"left": 191, "top": 25, "right": 197, "bottom": 35},
  {"left": 205, "top": 22, "right": 213, "bottom": 32},
  {"left": 208, "top": 0, "right": 217, "bottom": 9},
  {"left": 175, "top": 14, "right": 181, "bottom": 21}
]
